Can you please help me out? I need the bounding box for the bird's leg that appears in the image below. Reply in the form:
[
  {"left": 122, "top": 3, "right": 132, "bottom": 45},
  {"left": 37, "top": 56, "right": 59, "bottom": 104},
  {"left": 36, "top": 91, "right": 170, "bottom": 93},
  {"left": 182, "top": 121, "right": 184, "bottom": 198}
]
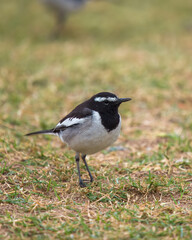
[
  {"left": 82, "top": 154, "right": 94, "bottom": 182},
  {"left": 75, "top": 153, "right": 86, "bottom": 188}
]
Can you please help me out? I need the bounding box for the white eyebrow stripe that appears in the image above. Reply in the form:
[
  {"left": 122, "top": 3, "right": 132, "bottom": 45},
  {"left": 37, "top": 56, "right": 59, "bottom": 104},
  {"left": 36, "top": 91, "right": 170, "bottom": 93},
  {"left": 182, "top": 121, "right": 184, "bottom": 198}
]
[
  {"left": 94, "top": 97, "right": 117, "bottom": 102},
  {"left": 56, "top": 117, "right": 86, "bottom": 128}
]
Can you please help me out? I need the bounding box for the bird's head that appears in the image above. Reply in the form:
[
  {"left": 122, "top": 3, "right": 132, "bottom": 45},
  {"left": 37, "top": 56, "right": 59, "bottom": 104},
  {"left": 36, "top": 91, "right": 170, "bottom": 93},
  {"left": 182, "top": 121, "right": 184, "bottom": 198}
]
[{"left": 88, "top": 92, "right": 131, "bottom": 114}]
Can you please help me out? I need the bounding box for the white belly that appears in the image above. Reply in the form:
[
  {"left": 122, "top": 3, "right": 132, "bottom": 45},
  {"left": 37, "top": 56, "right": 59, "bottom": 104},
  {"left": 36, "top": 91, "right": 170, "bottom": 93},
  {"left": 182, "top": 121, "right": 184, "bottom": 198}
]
[{"left": 59, "top": 111, "right": 121, "bottom": 155}]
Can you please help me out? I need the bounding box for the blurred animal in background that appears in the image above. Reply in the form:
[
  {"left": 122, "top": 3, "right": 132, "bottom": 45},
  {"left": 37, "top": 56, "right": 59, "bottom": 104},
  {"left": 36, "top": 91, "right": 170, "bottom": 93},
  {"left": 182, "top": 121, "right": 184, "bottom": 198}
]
[{"left": 39, "top": 0, "right": 89, "bottom": 36}]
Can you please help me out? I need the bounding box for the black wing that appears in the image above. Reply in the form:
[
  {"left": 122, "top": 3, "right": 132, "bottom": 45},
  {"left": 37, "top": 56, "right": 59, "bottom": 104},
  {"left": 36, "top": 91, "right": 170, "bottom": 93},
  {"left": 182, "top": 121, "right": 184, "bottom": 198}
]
[{"left": 53, "top": 104, "right": 92, "bottom": 133}]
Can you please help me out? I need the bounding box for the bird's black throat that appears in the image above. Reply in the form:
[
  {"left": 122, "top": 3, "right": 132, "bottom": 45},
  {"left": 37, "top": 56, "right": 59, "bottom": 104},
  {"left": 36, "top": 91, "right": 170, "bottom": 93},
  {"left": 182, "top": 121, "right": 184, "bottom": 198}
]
[{"left": 99, "top": 111, "right": 120, "bottom": 132}]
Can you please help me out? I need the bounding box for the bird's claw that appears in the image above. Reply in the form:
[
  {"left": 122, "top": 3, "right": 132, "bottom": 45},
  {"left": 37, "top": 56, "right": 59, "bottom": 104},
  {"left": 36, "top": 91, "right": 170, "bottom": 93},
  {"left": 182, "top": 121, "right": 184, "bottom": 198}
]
[
  {"left": 90, "top": 177, "right": 94, "bottom": 182},
  {"left": 79, "top": 180, "right": 87, "bottom": 188},
  {"left": 79, "top": 178, "right": 94, "bottom": 187},
  {"left": 81, "top": 179, "right": 91, "bottom": 182}
]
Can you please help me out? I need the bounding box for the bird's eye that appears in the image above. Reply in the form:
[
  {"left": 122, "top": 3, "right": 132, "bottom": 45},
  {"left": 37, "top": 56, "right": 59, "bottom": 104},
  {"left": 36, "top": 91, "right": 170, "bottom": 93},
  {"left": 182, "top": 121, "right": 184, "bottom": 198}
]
[{"left": 103, "top": 100, "right": 109, "bottom": 105}]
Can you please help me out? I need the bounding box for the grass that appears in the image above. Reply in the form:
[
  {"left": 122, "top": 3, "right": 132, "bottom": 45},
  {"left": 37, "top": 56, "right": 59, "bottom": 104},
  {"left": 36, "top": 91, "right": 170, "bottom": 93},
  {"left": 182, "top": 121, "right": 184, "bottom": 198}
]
[{"left": 0, "top": 0, "right": 192, "bottom": 239}]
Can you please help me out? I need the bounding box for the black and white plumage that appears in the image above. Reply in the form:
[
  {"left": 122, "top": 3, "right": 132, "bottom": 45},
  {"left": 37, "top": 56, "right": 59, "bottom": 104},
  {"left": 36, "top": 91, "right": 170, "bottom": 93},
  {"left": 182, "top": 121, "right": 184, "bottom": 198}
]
[
  {"left": 39, "top": 0, "right": 88, "bottom": 35},
  {"left": 26, "top": 92, "right": 131, "bottom": 187}
]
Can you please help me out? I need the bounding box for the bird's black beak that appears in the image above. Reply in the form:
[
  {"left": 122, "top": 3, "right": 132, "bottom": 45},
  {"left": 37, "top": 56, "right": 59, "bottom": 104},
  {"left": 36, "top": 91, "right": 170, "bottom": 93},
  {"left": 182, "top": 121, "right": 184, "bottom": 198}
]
[
  {"left": 120, "top": 98, "right": 132, "bottom": 102},
  {"left": 116, "top": 98, "right": 132, "bottom": 104}
]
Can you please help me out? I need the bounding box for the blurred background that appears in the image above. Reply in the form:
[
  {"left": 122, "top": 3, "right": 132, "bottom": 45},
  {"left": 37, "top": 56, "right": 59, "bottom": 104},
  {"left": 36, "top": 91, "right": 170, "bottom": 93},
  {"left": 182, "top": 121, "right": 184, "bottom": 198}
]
[{"left": 0, "top": 1, "right": 192, "bottom": 238}]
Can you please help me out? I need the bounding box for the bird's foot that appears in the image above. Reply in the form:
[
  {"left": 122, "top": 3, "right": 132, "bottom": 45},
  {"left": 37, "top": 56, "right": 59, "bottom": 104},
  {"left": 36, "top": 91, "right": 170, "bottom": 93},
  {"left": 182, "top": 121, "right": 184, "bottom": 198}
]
[
  {"left": 79, "top": 178, "right": 94, "bottom": 187},
  {"left": 82, "top": 178, "right": 94, "bottom": 183},
  {"left": 90, "top": 176, "right": 94, "bottom": 182},
  {"left": 79, "top": 179, "right": 87, "bottom": 188}
]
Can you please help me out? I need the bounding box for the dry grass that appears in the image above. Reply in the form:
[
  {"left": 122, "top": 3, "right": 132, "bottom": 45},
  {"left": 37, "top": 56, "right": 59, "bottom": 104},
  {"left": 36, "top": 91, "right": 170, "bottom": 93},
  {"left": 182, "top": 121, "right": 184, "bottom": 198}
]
[{"left": 0, "top": 0, "right": 192, "bottom": 239}]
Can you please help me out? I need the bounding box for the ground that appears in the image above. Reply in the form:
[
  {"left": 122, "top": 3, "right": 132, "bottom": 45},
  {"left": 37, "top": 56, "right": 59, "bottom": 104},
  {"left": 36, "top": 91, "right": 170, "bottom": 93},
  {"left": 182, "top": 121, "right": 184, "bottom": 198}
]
[{"left": 0, "top": 0, "right": 192, "bottom": 239}]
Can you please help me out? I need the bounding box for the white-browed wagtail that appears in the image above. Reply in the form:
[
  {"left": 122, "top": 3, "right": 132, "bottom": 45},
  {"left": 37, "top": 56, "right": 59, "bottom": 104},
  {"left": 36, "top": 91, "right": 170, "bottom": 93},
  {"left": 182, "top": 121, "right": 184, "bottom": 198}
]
[{"left": 26, "top": 92, "right": 131, "bottom": 187}]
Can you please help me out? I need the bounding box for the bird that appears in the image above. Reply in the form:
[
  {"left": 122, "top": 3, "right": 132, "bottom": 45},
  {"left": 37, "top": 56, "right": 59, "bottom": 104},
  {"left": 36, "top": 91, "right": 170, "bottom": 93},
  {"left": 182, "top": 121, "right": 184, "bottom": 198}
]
[
  {"left": 39, "top": 0, "right": 88, "bottom": 35},
  {"left": 26, "top": 92, "right": 131, "bottom": 187}
]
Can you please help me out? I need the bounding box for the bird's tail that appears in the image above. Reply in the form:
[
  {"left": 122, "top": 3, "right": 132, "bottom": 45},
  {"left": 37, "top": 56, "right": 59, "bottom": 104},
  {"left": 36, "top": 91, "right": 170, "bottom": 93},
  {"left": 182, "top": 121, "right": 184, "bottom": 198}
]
[{"left": 25, "top": 129, "right": 54, "bottom": 136}]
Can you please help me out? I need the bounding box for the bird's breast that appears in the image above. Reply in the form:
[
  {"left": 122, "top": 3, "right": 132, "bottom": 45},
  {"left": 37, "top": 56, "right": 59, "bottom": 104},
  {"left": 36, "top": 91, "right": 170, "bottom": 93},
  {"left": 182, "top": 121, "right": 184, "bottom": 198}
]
[{"left": 59, "top": 111, "right": 121, "bottom": 155}]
